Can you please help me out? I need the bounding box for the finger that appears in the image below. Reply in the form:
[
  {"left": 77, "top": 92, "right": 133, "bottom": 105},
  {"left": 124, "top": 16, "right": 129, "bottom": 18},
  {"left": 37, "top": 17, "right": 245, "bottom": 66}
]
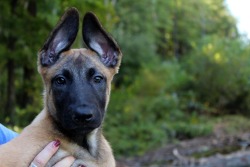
[
  {"left": 53, "top": 156, "right": 75, "bottom": 167},
  {"left": 30, "top": 140, "right": 61, "bottom": 167}
]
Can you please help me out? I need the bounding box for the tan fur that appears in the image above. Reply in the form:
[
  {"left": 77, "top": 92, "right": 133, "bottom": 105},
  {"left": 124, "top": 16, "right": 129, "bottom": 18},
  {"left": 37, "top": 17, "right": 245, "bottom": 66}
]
[{"left": 0, "top": 48, "right": 121, "bottom": 167}]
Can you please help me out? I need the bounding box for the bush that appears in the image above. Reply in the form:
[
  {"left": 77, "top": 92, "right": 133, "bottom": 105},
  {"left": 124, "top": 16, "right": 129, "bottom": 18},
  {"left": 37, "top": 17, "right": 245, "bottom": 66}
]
[{"left": 182, "top": 36, "right": 250, "bottom": 115}]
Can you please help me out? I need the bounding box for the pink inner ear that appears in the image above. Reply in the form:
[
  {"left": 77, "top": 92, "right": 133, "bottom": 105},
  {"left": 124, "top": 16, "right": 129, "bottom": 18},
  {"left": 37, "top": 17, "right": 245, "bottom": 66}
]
[
  {"left": 99, "top": 42, "right": 109, "bottom": 57},
  {"left": 87, "top": 33, "right": 119, "bottom": 67},
  {"left": 99, "top": 43, "right": 118, "bottom": 67}
]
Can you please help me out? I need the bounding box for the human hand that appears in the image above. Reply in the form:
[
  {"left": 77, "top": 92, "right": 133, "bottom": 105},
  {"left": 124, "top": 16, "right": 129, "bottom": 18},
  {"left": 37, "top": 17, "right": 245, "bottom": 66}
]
[{"left": 29, "top": 140, "right": 75, "bottom": 167}]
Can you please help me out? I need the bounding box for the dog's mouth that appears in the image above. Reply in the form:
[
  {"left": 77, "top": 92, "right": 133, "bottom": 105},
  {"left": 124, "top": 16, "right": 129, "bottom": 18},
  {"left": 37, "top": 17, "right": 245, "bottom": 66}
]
[
  {"left": 69, "top": 126, "right": 96, "bottom": 135},
  {"left": 58, "top": 116, "right": 102, "bottom": 135},
  {"left": 54, "top": 120, "right": 98, "bottom": 136},
  {"left": 67, "top": 123, "right": 100, "bottom": 131}
]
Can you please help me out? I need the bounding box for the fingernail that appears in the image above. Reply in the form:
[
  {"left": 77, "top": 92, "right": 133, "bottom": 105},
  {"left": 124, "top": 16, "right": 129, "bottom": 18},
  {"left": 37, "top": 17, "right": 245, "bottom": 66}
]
[{"left": 53, "top": 139, "right": 61, "bottom": 147}]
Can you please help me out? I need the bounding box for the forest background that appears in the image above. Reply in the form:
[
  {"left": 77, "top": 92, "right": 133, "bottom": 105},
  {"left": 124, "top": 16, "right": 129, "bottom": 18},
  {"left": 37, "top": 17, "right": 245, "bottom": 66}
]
[{"left": 1, "top": 0, "right": 250, "bottom": 158}]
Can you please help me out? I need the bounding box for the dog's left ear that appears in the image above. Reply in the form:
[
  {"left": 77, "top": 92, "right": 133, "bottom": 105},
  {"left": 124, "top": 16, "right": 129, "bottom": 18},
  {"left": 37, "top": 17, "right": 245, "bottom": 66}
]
[{"left": 82, "top": 12, "right": 121, "bottom": 68}]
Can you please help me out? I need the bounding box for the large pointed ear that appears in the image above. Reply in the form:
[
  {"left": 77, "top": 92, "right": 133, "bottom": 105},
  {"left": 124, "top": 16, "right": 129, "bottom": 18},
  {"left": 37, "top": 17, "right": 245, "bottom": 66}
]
[
  {"left": 40, "top": 8, "right": 79, "bottom": 66},
  {"left": 82, "top": 12, "right": 121, "bottom": 68}
]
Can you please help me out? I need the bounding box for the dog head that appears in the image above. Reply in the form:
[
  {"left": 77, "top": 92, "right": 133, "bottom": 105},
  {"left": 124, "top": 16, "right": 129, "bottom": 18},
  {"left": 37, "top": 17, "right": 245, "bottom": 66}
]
[{"left": 38, "top": 8, "right": 122, "bottom": 136}]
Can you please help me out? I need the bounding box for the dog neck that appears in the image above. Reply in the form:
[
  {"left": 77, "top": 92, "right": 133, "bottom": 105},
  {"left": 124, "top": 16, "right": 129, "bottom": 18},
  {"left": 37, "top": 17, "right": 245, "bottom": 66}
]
[
  {"left": 57, "top": 125, "right": 101, "bottom": 157},
  {"left": 32, "top": 110, "right": 101, "bottom": 157}
]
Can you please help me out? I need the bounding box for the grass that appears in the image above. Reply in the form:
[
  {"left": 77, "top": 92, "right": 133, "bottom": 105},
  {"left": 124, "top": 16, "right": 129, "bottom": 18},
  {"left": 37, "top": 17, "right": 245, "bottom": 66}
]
[{"left": 211, "top": 115, "right": 250, "bottom": 135}]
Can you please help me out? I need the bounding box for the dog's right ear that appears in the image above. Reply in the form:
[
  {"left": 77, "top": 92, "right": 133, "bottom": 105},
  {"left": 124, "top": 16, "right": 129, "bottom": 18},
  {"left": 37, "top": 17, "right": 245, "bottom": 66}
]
[
  {"left": 82, "top": 12, "right": 121, "bottom": 68},
  {"left": 39, "top": 8, "right": 79, "bottom": 67}
]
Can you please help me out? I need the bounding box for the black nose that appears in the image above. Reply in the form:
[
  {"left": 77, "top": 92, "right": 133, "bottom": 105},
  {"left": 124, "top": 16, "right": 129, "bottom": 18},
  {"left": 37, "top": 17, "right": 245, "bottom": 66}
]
[{"left": 72, "top": 106, "right": 93, "bottom": 124}]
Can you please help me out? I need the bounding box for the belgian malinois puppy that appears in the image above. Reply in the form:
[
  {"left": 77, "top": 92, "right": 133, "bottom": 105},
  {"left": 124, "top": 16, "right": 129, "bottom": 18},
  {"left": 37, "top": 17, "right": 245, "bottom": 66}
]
[{"left": 0, "top": 7, "right": 122, "bottom": 167}]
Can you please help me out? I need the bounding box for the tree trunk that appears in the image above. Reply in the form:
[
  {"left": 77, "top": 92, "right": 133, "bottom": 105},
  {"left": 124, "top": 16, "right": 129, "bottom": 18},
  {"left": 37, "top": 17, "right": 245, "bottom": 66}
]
[
  {"left": 20, "top": 67, "right": 35, "bottom": 108},
  {"left": 20, "top": 0, "right": 37, "bottom": 108},
  {"left": 4, "top": 0, "right": 18, "bottom": 125},
  {"left": 5, "top": 60, "right": 15, "bottom": 125}
]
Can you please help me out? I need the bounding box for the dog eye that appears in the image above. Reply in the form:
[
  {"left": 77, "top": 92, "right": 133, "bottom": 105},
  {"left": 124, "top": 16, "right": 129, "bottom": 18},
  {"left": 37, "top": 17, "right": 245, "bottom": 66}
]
[
  {"left": 93, "top": 76, "right": 103, "bottom": 83},
  {"left": 55, "top": 76, "right": 66, "bottom": 85}
]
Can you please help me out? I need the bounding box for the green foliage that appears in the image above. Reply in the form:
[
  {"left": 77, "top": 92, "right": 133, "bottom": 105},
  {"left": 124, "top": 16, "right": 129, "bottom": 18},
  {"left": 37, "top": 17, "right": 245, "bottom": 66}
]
[{"left": 182, "top": 36, "right": 250, "bottom": 114}]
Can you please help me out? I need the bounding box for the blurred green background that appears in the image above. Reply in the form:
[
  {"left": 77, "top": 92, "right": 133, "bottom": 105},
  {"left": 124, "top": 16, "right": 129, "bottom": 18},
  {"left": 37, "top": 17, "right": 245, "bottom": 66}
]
[{"left": 1, "top": 0, "right": 250, "bottom": 158}]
